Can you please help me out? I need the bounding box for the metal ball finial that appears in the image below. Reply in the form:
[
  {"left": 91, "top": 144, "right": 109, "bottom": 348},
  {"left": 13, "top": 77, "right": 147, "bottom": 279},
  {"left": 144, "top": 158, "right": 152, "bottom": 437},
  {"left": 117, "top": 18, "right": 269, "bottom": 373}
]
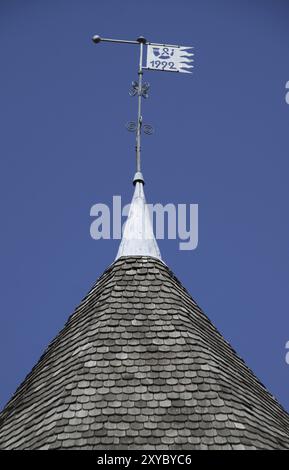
[
  {"left": 137, "top": 36, "right": 147, "bottom": 44},
  {"left": 92, "top": 35, "right": 101, "bottom": 44}
]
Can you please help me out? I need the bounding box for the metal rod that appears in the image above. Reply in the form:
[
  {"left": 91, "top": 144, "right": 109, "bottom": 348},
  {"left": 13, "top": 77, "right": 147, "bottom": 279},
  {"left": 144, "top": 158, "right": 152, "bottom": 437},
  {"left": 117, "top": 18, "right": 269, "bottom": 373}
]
[
  {"left": 95, "top": 36, "right": 139, "bottom": 45},
  {"left": 93, "top": 35, "right": 192, "bottom": 49},
  {"left": 136, "top": 41, "right": 144, "bottom": 174}
]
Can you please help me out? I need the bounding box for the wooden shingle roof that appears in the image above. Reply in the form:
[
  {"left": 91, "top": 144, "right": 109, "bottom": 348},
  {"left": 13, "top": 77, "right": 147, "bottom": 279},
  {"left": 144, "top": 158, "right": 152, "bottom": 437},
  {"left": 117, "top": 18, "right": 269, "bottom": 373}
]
[{"left": 1, "top": 256, "right": 289, "bottom": 449}]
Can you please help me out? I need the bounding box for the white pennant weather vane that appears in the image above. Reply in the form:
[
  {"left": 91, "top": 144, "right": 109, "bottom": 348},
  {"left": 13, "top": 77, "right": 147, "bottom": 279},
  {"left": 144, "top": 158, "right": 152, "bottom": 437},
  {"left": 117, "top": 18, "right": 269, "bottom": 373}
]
[
  {"left": 146, "top": 43, "right": 194, "bottom": 73},
  {"left": 92, "top": 35, "right": 194, "bottom": 181}
]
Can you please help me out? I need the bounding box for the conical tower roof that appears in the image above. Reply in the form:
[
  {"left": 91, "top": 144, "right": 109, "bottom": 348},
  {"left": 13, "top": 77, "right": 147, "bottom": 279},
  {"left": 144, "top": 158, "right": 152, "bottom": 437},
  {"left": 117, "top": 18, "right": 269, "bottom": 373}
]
[{"left": 1, "top": 256, "right": 289, "bottom": 450}]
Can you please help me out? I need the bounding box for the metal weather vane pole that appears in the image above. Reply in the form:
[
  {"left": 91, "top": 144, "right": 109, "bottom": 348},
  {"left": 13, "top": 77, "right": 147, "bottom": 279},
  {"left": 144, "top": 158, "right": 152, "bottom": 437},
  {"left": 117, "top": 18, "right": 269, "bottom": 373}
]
[
  {"left": 92, "top": 34, "right": 194, "bottom": 182},
  {"left": 136, "top": 37, "right": 145, "bottom": 175}
]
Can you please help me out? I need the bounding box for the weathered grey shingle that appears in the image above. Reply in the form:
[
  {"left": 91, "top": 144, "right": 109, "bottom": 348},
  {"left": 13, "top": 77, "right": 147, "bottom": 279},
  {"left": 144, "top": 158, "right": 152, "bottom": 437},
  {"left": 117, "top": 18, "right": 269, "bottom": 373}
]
[{"left": 0, "top": 256, "right": 289, "bottom": 449}]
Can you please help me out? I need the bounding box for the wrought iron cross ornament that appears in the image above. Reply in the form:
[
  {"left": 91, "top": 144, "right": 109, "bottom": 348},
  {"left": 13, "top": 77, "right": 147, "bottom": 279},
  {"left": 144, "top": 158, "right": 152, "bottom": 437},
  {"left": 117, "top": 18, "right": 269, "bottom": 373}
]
[{"left": 92, "top": 35, "right": 194, "bottom": 181}]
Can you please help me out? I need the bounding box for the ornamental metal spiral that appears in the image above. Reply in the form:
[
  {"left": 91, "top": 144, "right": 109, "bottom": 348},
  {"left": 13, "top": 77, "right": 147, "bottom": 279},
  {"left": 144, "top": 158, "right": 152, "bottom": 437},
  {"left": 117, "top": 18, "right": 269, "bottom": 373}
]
[
  {"left": 129, "top": 81, "right": 150, "bottom": 99},
  {"left": 129, "top": 81, "right": 138, "bottom": 97},
  {"left": 141, "top": 82, "right": 150, "bottom": 99},
  {"left": 126, "top": 121, "right": 137, "bottom": 132},
  {"left": 143, "top": 124, "right": 154, "bottom": 135},
  {"left": 126, "top": 121, "right": 154, "bottom": 135}
]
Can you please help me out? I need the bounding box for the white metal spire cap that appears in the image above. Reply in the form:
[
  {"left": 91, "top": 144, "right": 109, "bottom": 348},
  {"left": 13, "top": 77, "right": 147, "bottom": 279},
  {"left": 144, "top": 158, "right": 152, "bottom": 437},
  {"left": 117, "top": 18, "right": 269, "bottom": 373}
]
[{"left": 115, "top": 181, "right": 161, "bottom": 261}]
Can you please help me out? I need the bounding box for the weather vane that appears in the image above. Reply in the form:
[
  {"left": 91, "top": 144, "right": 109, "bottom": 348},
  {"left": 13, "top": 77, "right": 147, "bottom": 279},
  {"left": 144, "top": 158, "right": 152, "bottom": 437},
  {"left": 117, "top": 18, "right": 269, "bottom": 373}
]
[{"left": 92, "top": 35, "right": 194, "bottom": 182}]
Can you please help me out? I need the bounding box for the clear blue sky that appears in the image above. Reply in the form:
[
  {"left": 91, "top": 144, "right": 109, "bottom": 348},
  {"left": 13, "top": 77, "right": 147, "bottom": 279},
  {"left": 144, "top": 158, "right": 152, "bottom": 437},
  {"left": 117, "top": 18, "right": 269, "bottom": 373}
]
[{"left": 1, "top": 0, "right": 289, "bottom": 412}]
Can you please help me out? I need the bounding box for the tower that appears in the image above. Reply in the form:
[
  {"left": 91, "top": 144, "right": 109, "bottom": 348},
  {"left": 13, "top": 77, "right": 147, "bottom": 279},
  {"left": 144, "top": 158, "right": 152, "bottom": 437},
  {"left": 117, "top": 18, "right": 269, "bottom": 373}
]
[{"left": 0, "top": 35, "right": 289, "bottom": 450}]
